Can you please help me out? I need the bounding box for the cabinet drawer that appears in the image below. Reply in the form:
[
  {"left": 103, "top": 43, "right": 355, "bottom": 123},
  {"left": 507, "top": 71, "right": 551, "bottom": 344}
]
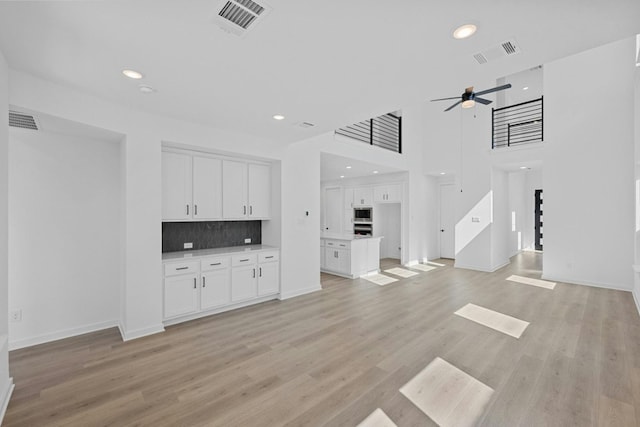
[
  {"left": 232, "top": 253, "right": 257, "bottom": 267},
  {"left": 259, "top": 251, "right": 279, "bottom": 263},
  {"left": 325, "top": 240, "right": 350, "bottom": 250},
  {"left": 164, "top": 261, "right": 200, "bottom": 277},
  {"left": 201, "top": 256, "right": 230, "bottom": 272}
]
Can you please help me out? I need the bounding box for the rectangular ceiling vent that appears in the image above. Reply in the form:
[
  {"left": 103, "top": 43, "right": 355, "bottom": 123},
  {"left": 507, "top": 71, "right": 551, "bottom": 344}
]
[
  {"left": 473, "top": 38, "right": 521, "bottom": 65},
  {"left": 9, "top": 110, "right": 39, "bottom": 130},
  {"left": 296, "top": 121, "right": 315, "bottom": 129},
  {"left": 215, "top": 0, "right": 271, "bottom": 36}
]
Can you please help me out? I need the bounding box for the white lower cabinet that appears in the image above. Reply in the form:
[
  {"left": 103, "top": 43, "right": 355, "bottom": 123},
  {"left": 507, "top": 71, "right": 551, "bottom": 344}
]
[
  {"left": 231, "top": 264, "right": 258, "bottom": 302},
  {"left": 320, "top": 237, "right": 382, "bottom": 279},
  {"left": 164, "top": 273, "right": 199, "bottom": 319},
  {"left": 163, "top": 248, "right": 279, "bottom": 323},
  {"left": 324, "top": 247, "right": 350, "bottom": 274}
]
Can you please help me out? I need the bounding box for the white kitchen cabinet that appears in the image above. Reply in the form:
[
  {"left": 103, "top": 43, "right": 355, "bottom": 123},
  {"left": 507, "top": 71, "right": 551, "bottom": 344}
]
[
  {"left": 192, "top": 156, "right": 223, "bottom": 219},
  {"left": 320, "top": 237, "right": 382, "bottom": 279},
  {"left": 324, "top": 247, "right": 350, "bottom": 274},
  {"left": 162, "top": 152, "right": 192, "bottom": 220},
  {"left": 343, "top": 188, "right": 354, "bottom": 209},
  {"left": 367, "top": 239, "right": 381, "bottom": 271},
  {"left": 248, "top": 163, "right": 271, "bottom": 219},
  {"left": 231, "top": 264, "right": 258, "bottom": 302},
  {"left": 201, "top": 269, "right": 230, "bottom": 310},
  {"left": 374, "top": 184, "right": 401, "bottom": 203},
  {"left": 320, "top": 240, "right": 326, "bottom": 269},
  {"left": 258, "top": 261, "right": 279, "bottom": 295},
  {"left": 353, "top": 187, "right": 373, "bottom": 206},
  {"left": 164, "top": 273, "right": 199, "bottom": 318},
  {"left": 222, "top": 160, "right": 248, "bottom": 219}
]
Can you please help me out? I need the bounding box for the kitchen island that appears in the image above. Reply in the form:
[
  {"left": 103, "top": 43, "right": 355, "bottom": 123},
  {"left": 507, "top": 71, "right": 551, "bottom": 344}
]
[{"left": 320, "top": 233, "right": 383, "bottom": 279}]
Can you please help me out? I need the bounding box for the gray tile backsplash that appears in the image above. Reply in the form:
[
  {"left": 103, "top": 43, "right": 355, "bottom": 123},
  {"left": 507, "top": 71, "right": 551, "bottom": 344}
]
[{"left": 162, "top": 221, "right": 261, "bottom": 253}]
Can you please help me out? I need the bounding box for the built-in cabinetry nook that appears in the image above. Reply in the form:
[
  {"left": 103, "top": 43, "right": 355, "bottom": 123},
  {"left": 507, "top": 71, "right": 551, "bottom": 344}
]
[{"left": 161, "top": 146, "right": 278, "bottom": 326}]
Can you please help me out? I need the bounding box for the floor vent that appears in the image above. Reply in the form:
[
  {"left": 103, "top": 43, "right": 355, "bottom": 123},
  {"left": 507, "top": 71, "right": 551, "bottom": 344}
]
[
  {"left": 215, "top": 0, "right": 271, "bottom": 36},
  {"left": 9, "top": 111, "right": 39, "bottom": 130},
  {"left": 473, "top": 38, "right": 521, "bottom": 65}
]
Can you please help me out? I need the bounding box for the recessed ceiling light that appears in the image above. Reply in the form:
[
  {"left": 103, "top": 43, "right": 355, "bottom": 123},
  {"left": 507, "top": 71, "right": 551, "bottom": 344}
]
[
  {"left": 346, "top": 166, "right": 352, "bottom": 169},
  {"left": 373, "top": 171, "right": 379, "bottom": 174},
  {"left": 138, "top": 85, "right": 156, "bottom": 94},
  {"left": 273, "top": 114, "right": 285, "bottom": 121},
  {"left": 340, "top": 175, "right": 345, "bottom": 178},
  {"left": 453, "top": 24, "right": 477, "bottom": 40},
  {"left": 523, "top": 86, "right": 529, "bottom": 91},
  {"left": 440, "top": 172, "right": 446, "bottom": 175},
  {"left": 122, "top": 69, "right": 143, "bottom": 79},
  {"left": 520, "top": 166, "right": 528, "bottom": 169}
]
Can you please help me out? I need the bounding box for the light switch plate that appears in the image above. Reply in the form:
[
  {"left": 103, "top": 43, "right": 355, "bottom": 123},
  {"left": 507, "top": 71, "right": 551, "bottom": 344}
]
[
  {"left": 184, "top": 242, "right": 193, "bottom": 249},
  {"left": 244, "top": 238, "right": 251, "bottom": 244}
]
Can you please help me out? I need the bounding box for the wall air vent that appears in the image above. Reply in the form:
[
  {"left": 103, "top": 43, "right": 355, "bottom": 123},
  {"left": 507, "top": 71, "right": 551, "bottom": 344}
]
[
  {"left": 215, "top": 0, "right": 271, "bottom": 36},
  {"left": 296, "top": 121, "right": 315, "bottom": 128},
  {"left": 9, "top": 111, "right": 38, "bottom": 130},
  {"left": 473, "top": 38, "right": 521, "bottom": 65}
]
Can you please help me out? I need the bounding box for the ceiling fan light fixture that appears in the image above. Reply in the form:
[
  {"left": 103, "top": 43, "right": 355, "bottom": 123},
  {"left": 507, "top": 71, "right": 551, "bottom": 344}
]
[
  {"left": 461, "top": 100, "right": 475, "bottom": 109},
  {"left": 453, "top": 24, "right": 477, "bottom": 40}
]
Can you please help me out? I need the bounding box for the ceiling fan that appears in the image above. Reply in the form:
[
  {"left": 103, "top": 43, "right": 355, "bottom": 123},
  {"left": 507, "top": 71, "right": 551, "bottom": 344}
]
[{"left": 431, "top": 83, "right": 512, "bottom": 112}]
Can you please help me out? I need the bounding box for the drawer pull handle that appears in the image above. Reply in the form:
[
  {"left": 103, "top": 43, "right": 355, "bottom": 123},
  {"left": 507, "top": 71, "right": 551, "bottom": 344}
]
[
  {"left": 265, "top": 256, "right": 274, "bottom": 259},
  {"left": 176, "top": 267, "right": 189, "bottom": 270},
  {"left": 259, "top": 267, "right": 262, "bottom": 277},
  {"left": 240, "top": 259, "right": 250, "bottom": 262},
  {"left": 202, "top": 277, "right": 206, "bottom": 287},
  {"left": 253, "top": 268, "right": 256, "bottom": 278},
  {"left": 339, "top": 244, "right": 346, "bottom": 247},
  {"left": 193, "top": 278, "right": 196, "bottom": 289},
  {"left": 210, "top": 262, "right": 222, "bottom": 266}
]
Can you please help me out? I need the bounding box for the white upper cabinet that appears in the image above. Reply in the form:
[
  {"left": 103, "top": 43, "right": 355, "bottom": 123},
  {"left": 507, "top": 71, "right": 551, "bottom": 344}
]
[
  {"left": 343, "top": 188, "right": 354, "bottom": 209},
  {"left": 353, "top": 187, "right": 373, "bottom": 206},
  {"left": 192, "top": 156, "right": 222, "bottom": 220},
  {"left": 162, "top": 152, "right": 193, "bottom": 220},
  {"left": 222, "top": 160, "right": 248, "bottom": 219},
  {"left": 248, "top": 163, "right": 271, "bottom": 219},
  {"left": 374, "top": 184, "right": 401, "bottom": 203}
]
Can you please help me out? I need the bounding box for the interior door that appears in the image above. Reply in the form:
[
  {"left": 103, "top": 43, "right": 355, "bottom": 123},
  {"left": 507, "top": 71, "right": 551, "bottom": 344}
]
[
  {"left": 440, "top": 184, "right": 455, "bottom": 259},
  {"left": 324, "top": 187, "right": 342, "bottom": 233}
]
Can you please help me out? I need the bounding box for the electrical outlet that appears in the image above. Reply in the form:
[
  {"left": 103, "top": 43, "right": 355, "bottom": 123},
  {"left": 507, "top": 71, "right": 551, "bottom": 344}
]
[
  {"left": 184, "top": 242, "right": 193, "bottom": 249},
  {"left": 10, "top": 309, "right": 21, "bottom": 322},
  {"left": 244, "top": 238, "right": 251, "bottom": 244}
]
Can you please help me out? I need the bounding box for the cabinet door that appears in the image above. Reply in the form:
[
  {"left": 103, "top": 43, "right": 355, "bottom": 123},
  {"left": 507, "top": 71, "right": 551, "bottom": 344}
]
[
  {"left": 222, "top": 160, "right": 248, "bottom": 219},
  {"left": 343, "top": 188, "right": 354, "bottom": 209},
  {"left": 164, "top": 274, "right": 198, "bottom": 318},
  {"left": 373, "top": 186, "right": 387, "bottom": 203},
  {"left": 201, "top": 269, "right": 230, "bottom": 310},
  {"left": 258, "top": 262, "right": 279, "bottom": 295},
  {"left": 336, "top": 248, "right": 351, "bottom": 274},
  {"left": 162, "top": 152, "right": 192, "bottom": 220},
  {"left": 386, "top": 184, "right": 401, "bottom": 202},
  {"left": 323, "top": 187, "right": 342, "bottom": 233},
  {"left": 324, "top": 247, "right": 340, "bottom": 272},
  {"left": 343, "top": 209, "right": 354, "bottom": 233},
  {"left": 231, "top": 265, "right": 257, "bottom": 302},
  {"left": 193, "top": 156, "right": 222, "bottom": 220},
  {"left": 248, "top": 163, "right": 271, "bottom": 219},
  {"left": 353, "top": 187, "right": 373, "bottom": 206}
]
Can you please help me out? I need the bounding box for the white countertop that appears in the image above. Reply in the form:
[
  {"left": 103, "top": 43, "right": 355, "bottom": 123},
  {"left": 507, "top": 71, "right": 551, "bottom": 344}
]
[
  {"left": 320, "top": 233, "right": 383, "bottom": 241},
  {"left": 162, "top": 244, "right": 278, "bottom": 262}
]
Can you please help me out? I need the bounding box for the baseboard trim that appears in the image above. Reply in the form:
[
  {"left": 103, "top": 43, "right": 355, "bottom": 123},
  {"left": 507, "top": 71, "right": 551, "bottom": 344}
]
[
  {"left": 0, "top": 378, "right": 14, "bottom": 425},
  {"left": 541, "top": 274, "right": 632, "bottom": 292},
  {"left": 9, "top": 320, "right": 119, "bottom": 350},
  {"left": 118, "top": 323, "right": 165, "bottom": 342},
  {"left": 454, "top": 260, "right": 509, "bottom": 273},
  {"left": 279, "top": 284, "right": 322, "bottom": 300}
]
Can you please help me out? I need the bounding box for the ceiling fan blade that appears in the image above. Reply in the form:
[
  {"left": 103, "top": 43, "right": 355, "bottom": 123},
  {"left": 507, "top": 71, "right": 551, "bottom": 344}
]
[
  {"left": 474, "top": 83, "right": 512, "bottom": 96},
  {"left": 444, "top": 100, "right": 462, "bottom": 112},
  {"left": 465, "top": 86, "right": 474, "bottom": 94},
  {"left": 475, "top": 97, "right": 492, "bottom": 105},
  {"left": 431, "top": 96, "right": 461, "bottom": 102}
]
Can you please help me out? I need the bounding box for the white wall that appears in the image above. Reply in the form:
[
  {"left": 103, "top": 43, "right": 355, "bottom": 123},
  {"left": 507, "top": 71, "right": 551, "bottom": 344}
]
[
  {"left": 543, "top": 37, "right": 635, "bottom": 290},
  {"left": 374, "top": 203, "right": 401, "bottom": 259},
  {"left": 0, "top": 49, "right": 12, "bottom": 421},
  {"left": 634, "top": 47, "right": 640, "bottom": 311},
  {"left": 8, "top": 129, "right": 121, "bottom": 348},
  {"left": 491, "top": 168, "right": 510, "bottom": 270},
  {"left": 507, "top": 171, "right": 526, "bottom": 256}
]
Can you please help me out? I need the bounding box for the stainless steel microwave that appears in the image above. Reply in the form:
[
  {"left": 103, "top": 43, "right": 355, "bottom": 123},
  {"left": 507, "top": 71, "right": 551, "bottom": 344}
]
[{"left": 354, "top": 207, "right": 372, "bottom": 223}]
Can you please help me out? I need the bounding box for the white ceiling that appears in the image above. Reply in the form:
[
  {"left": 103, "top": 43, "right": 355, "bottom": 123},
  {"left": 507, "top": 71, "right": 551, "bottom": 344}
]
[
  {"left": 0, "top": 1, "right": 638, "bottom": 145},
  {"left": 321, "top": 152, "right": 403, "bottom": 182}
]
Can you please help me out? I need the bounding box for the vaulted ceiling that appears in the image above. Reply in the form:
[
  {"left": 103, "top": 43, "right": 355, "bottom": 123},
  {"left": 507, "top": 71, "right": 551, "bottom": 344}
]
[{"left": 0, "top": 0, "right": 638, "bottom": 145}]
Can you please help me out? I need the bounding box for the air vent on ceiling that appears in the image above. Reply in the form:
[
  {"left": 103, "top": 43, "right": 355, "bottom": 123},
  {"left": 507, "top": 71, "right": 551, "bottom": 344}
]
[
  {"left": 473, "top": 38, "right": 521, "bottom": 65},
  {"left": 9, "top": 111, "right": 38, "bottom": 130},
  {"left": 296, "top": 121, "right": 315, "bottom": 129},
  {"left": 215, "top": 0, "right": 271, "bottom": 36}
]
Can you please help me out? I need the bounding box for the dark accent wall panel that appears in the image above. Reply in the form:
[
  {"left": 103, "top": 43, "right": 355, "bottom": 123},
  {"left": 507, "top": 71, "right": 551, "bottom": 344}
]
[{"left": 162, "top": 221, "right": 261, "bottom": 253}]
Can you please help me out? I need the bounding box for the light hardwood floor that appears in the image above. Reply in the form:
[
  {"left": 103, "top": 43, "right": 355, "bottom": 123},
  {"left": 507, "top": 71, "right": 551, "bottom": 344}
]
[{"left": 5, "top": 253, "right": 640, "bottom": 426}]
